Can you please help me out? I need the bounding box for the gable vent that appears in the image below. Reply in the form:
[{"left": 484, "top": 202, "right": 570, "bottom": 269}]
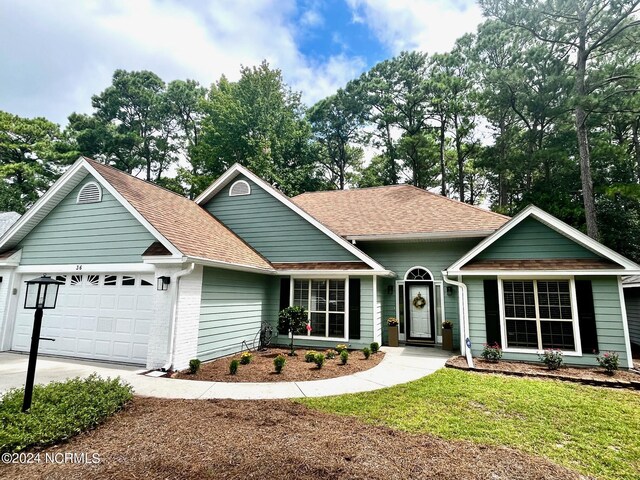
[
  {"left": 76, "top": 182, "right": 102, "bottom": 204},
  {"left": 229, "top": 179, "right": 251, "bottom": 197}
]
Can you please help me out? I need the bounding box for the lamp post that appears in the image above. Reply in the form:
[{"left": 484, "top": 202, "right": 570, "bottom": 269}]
[{"left": 22, "top": 274, "right": 64, "bottom": 413}]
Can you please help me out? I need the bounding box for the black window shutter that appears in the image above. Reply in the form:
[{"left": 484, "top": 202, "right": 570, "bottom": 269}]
[
  {"left": 349, "top": 278, "right": 361, "bottom": 340},
  {"left": 483, "top": 279, "right": 501, "bottom": 345},
  {"left": 575, "top": 280, "right": 599, "bottom": 354},
  {"left": 278, "top": 277, "right": 290, "bottom": 334}
]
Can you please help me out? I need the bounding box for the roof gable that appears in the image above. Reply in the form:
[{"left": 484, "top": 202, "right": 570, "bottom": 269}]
[{"left": 447, "top": 205, "right": 640, "bottom": 274}]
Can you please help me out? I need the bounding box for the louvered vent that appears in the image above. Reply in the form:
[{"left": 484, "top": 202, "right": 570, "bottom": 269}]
[
  {"left": 229, "top": 180, "right": 251, "bottom": 196},
  {"left": 76, "top": 182, "right": 102, "bottom": 204}
]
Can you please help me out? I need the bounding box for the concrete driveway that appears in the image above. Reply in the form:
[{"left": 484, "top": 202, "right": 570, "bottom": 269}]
[{"left": 0, "top": 347, "right": 451, "bottom": 400}]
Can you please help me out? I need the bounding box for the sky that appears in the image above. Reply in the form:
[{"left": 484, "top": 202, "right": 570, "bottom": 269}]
[{"left": 0, "top": 0, "right": 484, "bottom": 126}]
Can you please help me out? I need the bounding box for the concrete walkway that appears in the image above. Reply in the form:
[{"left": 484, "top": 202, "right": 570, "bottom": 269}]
[{"left": 0, "top": 346, "right": 450, "bottom": 400}]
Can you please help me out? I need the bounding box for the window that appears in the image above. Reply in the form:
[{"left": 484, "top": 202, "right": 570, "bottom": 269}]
[
  {"left": 140, "top": 278, "right": 152, "bottom": 286},
  {"left": 405, "top": 267, "right": 432, "bottom": 281},
  {"left": 70, "top": 275, "right": 83, "bottom": 286},
  {"left": 55, "top": 275, "right": 67, "bottom": 284},
  {"left": 229, "top": 180, "right": 251, "bottom": 197},
  {"left": 502, "top": 279, "right": 578, "bottom": 352},
  {"left": 122, "top": 275, "right": 135, "bottom": 286},
  {"left": 293, "top": 279, "right": 346, "bottom": 339},
  {"left": 104, "top": 275, "right": 117, "bottom": 286},
  {"left": 76, "top": 182, "right": 102, "bottom": 204},
  {"left": 87, "top": 274, "right": 99, "bottom": 286}
]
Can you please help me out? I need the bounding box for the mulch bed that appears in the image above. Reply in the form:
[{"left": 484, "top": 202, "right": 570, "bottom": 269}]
[
  {"left": 173, "top": 347, "right": 385, "bottom": 382},
  {"left": 447, "top": 356, "right": 640, "bottom": 389},
  {"left": 2, "top": 397, "right": 586, "bottom": 480}
]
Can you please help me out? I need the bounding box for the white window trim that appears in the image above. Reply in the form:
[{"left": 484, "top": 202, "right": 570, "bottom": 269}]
[
  {"left": 76, "top": 181, "right": 103, "bottom": 204},
  {"left": 290, "top": 276, "right": 350, "bottom": 342},
  {"left": 498, "top": 276, "right": 583, "bottom": 356},
  {"left": 228, "top": 179, "right": 251, "bottom": 197}
]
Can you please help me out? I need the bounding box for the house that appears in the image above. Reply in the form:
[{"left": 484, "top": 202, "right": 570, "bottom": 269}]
[
  {"left": 623, "top": 276, "right": 640, "bottom": 353},
  {"left": 0, "top": 157, "right": 637, "bottom": 370}
]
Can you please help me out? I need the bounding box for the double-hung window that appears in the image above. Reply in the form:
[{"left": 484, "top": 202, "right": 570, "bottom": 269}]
[
  {"left": 292, "top": 279, "right": 346, "bottom": 339},
  {"left": 502, "top": 279, "right": 579, "bottom": 352}
]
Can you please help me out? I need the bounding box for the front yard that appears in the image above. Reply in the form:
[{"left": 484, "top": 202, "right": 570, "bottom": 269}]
[{"left": 302, "top": 368, "right": 640, "bottom": 480}]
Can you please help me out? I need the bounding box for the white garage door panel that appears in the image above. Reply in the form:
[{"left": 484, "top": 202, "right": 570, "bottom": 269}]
[{"left": 12, "top": 273, "right": 154, "bottom": 365}]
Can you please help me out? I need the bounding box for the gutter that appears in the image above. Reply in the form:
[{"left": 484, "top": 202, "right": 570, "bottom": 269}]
[
  {"left": 442, "top": 272, "right": 474, "bottom": 368},
  {"left": 163, "top": 262, "right": 195, "bottom": 371}
]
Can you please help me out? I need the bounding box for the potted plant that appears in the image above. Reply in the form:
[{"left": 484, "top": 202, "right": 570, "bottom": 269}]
[
  {"left": 441, "top": 320, "right": 453, "bottom": 351},
  {"left": 387, "top": 317, "right": 399, "bottom": 347}
]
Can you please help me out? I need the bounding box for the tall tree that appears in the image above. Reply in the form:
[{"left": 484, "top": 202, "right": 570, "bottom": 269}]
[{"left": 480, "top": 0, "right": 640, "bottom": 239}]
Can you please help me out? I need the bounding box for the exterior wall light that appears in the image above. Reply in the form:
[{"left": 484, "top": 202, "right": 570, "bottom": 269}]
[{"left": 157, "top": 276, "right": 171, "bottom": 291}]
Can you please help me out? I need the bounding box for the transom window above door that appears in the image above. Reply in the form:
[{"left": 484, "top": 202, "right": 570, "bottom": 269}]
[
  {"left": 405, "top": 267, "right": 433, "bottom": 281},
  {"left": 292, "top": 278, "right": 346, "bottom": 339}
]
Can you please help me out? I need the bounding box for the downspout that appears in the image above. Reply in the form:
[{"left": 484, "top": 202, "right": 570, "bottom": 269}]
[
  {"left": 442, "top": 272, "right": 474, "bottom": 368},
  {"left": 162, "top": 262, "right": 195, "bottom": 371}
]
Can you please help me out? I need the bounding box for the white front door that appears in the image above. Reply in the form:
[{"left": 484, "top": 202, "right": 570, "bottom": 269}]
[
  {"left": 409, "top": 284, "right": 431, "bottom": 338},
  {"left": 12, "top": 272, "right": 154, "bottom": 365}
]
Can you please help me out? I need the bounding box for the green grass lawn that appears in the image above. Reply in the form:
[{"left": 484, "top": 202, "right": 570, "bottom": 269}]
[{"left": 300, "top": 369, "right": 640, "bottom": 480}]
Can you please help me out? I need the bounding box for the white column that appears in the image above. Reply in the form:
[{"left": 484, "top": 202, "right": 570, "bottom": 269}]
[{"left": 171, "top": 264, "right": 203, "bottom": 371}]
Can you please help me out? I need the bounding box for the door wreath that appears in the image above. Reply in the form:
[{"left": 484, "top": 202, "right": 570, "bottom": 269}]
[{"left": 412, "top": 292, "right": 426, "bottom": 309}]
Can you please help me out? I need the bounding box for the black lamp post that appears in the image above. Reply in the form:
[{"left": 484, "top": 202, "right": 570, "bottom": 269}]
[{"left": 22, "top": 274, "right": 64, "bottom": 413}]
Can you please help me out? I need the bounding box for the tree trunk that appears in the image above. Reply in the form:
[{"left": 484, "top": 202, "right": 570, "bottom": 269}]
[
  {"left": 454, "top": 116, "right": 464, "bottom": 203},
  {"left": 439, "top": 117, "right": 446, "bottom": 196}
]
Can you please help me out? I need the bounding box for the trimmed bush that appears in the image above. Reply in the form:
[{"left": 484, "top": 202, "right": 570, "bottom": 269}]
[
  {"left": 596, "top": 351, "right": 619, "bottom": 375},
  {"left": 336, "top": 344, "right": 348, "bottom": 353},
  {"left": 539, "top": 349, "right": 564, "bottom": 370},
  {"left": 325, "top": 349, "right": 337, "bottom": 360},
  {"left": 305, "top": 350, "right": 318, "bottom": 363},
  {"left": 340, "top": 350, "right": 349, "bottom": 365},
  {"left": 274, "top": 354, "right": 286, "bottom": 374},
  {"left": 0, "top": 374, "right": 132, "bottom": 453},
  {"left": 314, "top": 353, "right": 325, "bottom": 369},
  {"left": 189, "top": 359, "right": 201, "bottom": 374},
  {"left": 239, "top": 352, "right": 253, "bottom": 365},
  {"left": 370, "top": 342, "right": 380, "bottom": 354},
  {"left": 363, "top": 347, "right": 371, "bottom": 359},
  {"left": 229, "top": 359, "right": 239, "bottom": 375}
]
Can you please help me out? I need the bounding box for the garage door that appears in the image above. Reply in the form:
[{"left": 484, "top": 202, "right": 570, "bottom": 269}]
[{"left": 12, "top": 272, "right": 154, "bottom": 365}]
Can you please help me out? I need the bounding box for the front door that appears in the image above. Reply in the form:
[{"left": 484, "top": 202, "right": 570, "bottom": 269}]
[{"left": 407, "top": 284, "right": 434, "bottom": 341}]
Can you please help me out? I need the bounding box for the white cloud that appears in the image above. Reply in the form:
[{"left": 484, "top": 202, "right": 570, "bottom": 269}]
[
  {"left": 346, "top": 0, "right": 484, "bottom": 54},
  {"left": 0, "top": 0, "right": 362, "bottom": 125}
]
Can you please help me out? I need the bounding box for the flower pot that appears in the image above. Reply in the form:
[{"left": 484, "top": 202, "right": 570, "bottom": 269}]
[
  {"left": 442, "top": 327, "right": 453, "bottom": 351},
  {"left": 388, "top": 325, "right": 399, "bottom": 347}
]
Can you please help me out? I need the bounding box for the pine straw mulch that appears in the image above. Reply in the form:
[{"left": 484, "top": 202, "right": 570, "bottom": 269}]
[
  {"left": 447, "top": 356, "right": 640, "bottom": 389},
  {"left": 2, "top": 396, "right": 588, "bottom": 480},
  {"left": 173, "top": 347, "right": 385, "bottom": 382}
]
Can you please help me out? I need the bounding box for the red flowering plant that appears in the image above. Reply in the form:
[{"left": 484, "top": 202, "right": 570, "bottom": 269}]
[
  {"left": 539, "top": 349, "right": 564, "bottom": 370},
  {"left": 481, "top": 342, "right": 503, "bottom": 362},
  {"left": 596, "top": 351, "right": 619, "bottom": 375}
]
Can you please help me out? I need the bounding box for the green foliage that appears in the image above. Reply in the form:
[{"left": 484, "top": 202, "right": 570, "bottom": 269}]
[
  {"left": 304, "top": 350, "right": 318, "bottom": 363},
  {"left": 325, "top": 349, "right": 337, "bottom": 360},
  {"left": 539, "top": 349, "right": 563, "bottom": 370},
  {"left": 340, "top": 350, "right": 349, "bottom": 365},
  {"left": 229, "top": 359, "right": 239, "bottom": 375},
  {"left": 301, "top": 369, "right": 640, "bottom": 480},
  {"left": 362, "top": 347, "right": 371, "bottom": 359},
  {"left": 313, "top": 353, "right": 325, "bottom": 369},
  {"left": 370, "top": 342, "right": 380, "bottom": 354},
  {"left": 273, "top": 354, "right": 286, "bottom": 374},
  {"left": 188, "top": 359, "right": 201, "bottom": 374},
  {"left": 596, "top": 351, "right": 620, "bottom": 375},
  {"left": 335, "top": 344, "right": 348, "bottom": 353},
  {"left": 481, "top": 342, "right": 503, "bottom": 362},
  {"left": 278, "top": 306, "right": 308, "bottom": 356},
  {"left": 0, "top": 374, "right": 132, "bottom": 453},
  {"left": 239, "top": 352, "right": 252, "bottom": 365}
]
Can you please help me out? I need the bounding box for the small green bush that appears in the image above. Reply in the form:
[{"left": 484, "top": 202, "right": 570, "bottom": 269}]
[
  {"left": 189, "top": 358, "right": 201, "bottom": 374},
  {"left": 370, "top": 342, "right": 380, "bottom": 354},
  {"left": 305, "top": 350, "right": 318, "bottom": 363},
  {"left": 539, "top": 349, "right": 564, "bottom": 370},
  {"left": 325, "top": 349, "right": 337, "bottom": 359},
  {"left": 481, "top": 342, "right": 503, "bottom": 362},
  {"left": 229, "top": 359, "right": 239, "bottom": 375},
  {"left": 240, "top": 351, "right": 253, "bottom": 365},
  {"left": 336, "top": 344, "right": 348, "bottom": 353},
  {"left": 363, "top": 347, "right": 371, "bottom": 359},
  {"left": 340, "top": 350, "right": 349, "bottom": 365},
  {"left": 314, "top": 353, "right": 325, "bottom": 369},
  {"left": 596, "top": 351, "right": 619, "bottom": 375},
  {"left": 274, "top": 354, "right": 286, "bottom": 373},
  {"left": 0, "top": 374, "right": 132, "bottom": 453}
]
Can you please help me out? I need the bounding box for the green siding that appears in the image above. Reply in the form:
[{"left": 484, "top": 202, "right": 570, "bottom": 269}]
[
  {"left": 19, "top": 176, "right": 156, "bottom": 265},
  {"left": 478, "top": 217, "right": 601, "bottom": 260},
  {"left": 198, "top": 267, "right": 278, "bottom": 361},
  {"left": 624, "top": 288, "right": 640, "bottom": 345},
  {"left": 203, "top": 174, "right": 358, "bottom": 262},
  {"left": 466, "top": 275, "right": 630, "bottom": 367},
  {"left": 361, "top": 239, "right": 479, "bottom": 347}
]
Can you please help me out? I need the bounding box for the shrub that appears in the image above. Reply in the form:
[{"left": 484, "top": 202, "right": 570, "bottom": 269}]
[
  {"left": 340, "top": 350, "right": 349, "bottom": 365},
  {"left": 363, "top": 347, "right": 371, "bottom": 359},
  {"left": 305, "top": 350, "right": 318, "bottom": 363},
  {"left": 336, "top": 344, "right": 348, "bottom": 353},
  {"left": 481, "top": 342, "right": 503, "bottom": 362},
  {"left": 370, "top": 342, "right": 380, "bottom": 354},
  {"left": 189, "top": 359, "right": 202, "bottom": 374},
  {"left": 325, "top": 349, "right": 337, "bottom": 359},
  {"left": 229, "top": 359, "right": 239, "bottom": 375},
  {"left": 0, "top": 374, "right": 132, "bottom": 453},
  {"left": 239, "top": 351, "right": 253, "bottom": 365},
  {"left": 539, "top": 349, "right": 564, "bottom": 370},
  {"left": 273, "top": 354, "right": 286, "bottom": 374},
  {"left": 278, "top": 306, "right": 308, "bottom": 355},
  {"left": 314, "top": 353, "right": 325, "bottom": 369},
  {"left": 596, "top": 351, "right": 620, "bottom": 375}
]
